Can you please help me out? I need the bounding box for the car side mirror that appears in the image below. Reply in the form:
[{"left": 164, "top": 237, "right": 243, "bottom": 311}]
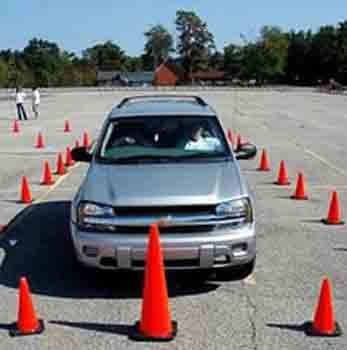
[
  {"left": 71, "top": 146, "right": 93, "bottom": 163},
  {"left": 235, "top": 143, "right": 257, "bottom": 160}
]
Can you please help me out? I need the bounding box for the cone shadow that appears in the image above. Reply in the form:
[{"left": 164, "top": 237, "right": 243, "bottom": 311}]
[
  {"left": 50, "top": 320, "right": 130, "bottom": 336},
  {"left": 0, "top": 201, "right": 219, "bottom": 299},
  {"left": 267, "top": 323, "right": 307, "bottom": 332},
  {"left": 301, "top": 219, "right": 325, "bottom": 224},
  {"left": 333, "top": 247, "right": 347, "bottom": 252}
]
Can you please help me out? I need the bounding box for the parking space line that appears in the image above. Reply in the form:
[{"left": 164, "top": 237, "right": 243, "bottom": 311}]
[
  {"left": 305, "top": 149, "right": 346, "bottom": 175},
  {"left": 33, "top": 163, "right": 81, "bottom": 204}
]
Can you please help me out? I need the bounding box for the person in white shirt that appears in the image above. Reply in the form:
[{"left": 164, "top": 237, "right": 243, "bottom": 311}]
[
  {"left": 15, "top": 87, "right": 28, "bottom": 121},
  {"left": 32, "top": 87, "right": 40, "bottom": 119},
  {"left": 184, "top": 124, "right": 222, "bottom": 152}
]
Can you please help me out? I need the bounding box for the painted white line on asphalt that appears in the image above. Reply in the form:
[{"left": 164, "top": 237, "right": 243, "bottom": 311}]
[
  {"left": 305, "top": 149, "right": 346, "bottom": 175},
  {"left": 33, "top": 163, "right": 81, "bottom": 204}
]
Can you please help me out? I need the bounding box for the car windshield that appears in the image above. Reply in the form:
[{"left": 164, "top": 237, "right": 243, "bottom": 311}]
[{"left": 97, "top": 116, "right": 230, "bottom": 162}]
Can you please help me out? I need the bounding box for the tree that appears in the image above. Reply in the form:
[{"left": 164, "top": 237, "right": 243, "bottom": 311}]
[
  {"left": 309, "top": 25, "right": 338, "bottom": 83},
  {"left": 336, "top": 21, "right": 347, "bottom": 84},
  {"left": 260, "top": 26, "right": 289, "bottom": 82},
  {"left": 23, "top": 38, "right": 66, "bottom": 86},
  {"left": 285, "top": 30, "right": 313, "bottom": 84},
  {"left": 0, "top": 59, "right": 9, "bottom": 87},
  {"left": 175, "top": 10, "right": 215, "bottom": 79},
  {"left": 224, "top": 44, "right": 243, "bottom": 78},
  {"left": 144, "top": 25, "right": 174, "bottom": 69},
  {"left": 208, "top": 51, "right": 224, "bottom": 70},
  {"left": 123, "top": 56, "right": 143, "bottom": 72},
  {"left": 83, "top": 41, "right": 127, "bottom": 71}
]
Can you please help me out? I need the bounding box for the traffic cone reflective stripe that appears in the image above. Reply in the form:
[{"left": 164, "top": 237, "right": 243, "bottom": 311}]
[
  {"left": 258, "top": 149, "right": 270, "bottom": 171},
  {"left": 322, "top": 191, "right": 344, "bottom": 225},
  {"left": 304, "top": 278, "right": 342, "bottom": 337},
  {"left": 35, "top": 132, "right": 44, "bottom": 148},
  {"left": 41, "top": 161, "right": 54, "bottom": 185},
  {"left": 65, "top": 146, "right": 75, "bottom": 166},
  {"left": 64, "top": 120, "right": 71, "bottom": 133},
  {"left": 129, "top": 224, "right": 177, "bottom": 341},
  {"left": 21, "top": 176, "right": 32, "bottom": 203},
  {"left": 274, "top": 160, "right": 290, "bottom": 185},
  {"left": 56, "top": 153, "right": 66, "bottom": 175},
  {"left": 9, "top": 277, "right": 44, "bottom": 336},
  {"left": 291, "top": 172, "right": 308, "bottom": 200}
]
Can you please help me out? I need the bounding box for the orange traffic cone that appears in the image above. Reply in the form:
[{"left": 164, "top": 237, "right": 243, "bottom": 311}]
[
  {"left": 9, "top": 277, "right": 44, "bottom": 337},
  {"left": 258, "top": 149, "right": 270, "bottom": 171},
  {"left": 227, "top": 129, "right": 234, "bottom": 145},
  {"left": 35, "top": 132, "right": 44, "bottom": 149},
  {"left": 322, "top": 191, "right": 344, "bottom": 225},
  {"left": 41, "top": 161, "right": 54, "bottom": 185},
  {"left": 83, "top": 131, "right": 90, "bottom": 148},
  {"left": 304, "top": 278, "right": 342, "bottom": 337},
  {"left": 129, "top": 224, "right": 177, "bottom": 342},
  {"left": 274, "top": 160, "right": 290, "bottom": 185},
  {"left": 64, "top": 120, "right": 71, "bottom": 133},
  {"left": 20, "top": 176, "right": 32, "bottom": 203},
  {"left": 65, "top": 146, "right": 75, "bottom": 166},
  {"left": 56, "top": 153, "right": 66, "bottom": 176},
  {"left": 13, "top": 120, "right": 20, "bottom": 133},
  {"left": 291, "top": 172, "right": 308, "bottom": 200},
  {"left": 75, "top": 139, "right": 80, "bottom": 149}
]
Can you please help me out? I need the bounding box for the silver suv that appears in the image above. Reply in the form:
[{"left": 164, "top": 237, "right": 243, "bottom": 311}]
[{"left": 71, "top": 95, "right": 256, "bottom": 277}]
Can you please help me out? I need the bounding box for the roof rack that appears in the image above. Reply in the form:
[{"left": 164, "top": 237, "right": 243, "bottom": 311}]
[{"left": 117, "top": 95, "right": 208, "bottom": 108}]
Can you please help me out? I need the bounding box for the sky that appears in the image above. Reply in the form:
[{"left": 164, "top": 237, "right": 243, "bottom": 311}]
[{"left": 1, "top": 1, "right": 347, "bottom": 56}]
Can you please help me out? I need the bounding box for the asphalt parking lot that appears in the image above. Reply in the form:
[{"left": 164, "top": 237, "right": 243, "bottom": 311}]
[{"left": 0, "top": 88, "right": 346, "bottom": 349}]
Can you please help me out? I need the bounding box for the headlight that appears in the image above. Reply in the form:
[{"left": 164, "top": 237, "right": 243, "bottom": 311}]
[
  {"left": 78, "top": 202, "right": 114, "bottom": 224},
  {"left": 215, "top": 198, "right": 253, "bottom": 222}
]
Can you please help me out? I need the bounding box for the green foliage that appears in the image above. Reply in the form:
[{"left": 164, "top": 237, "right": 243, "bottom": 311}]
[
  {"left": 82, "top": 41, "right": 127, "bottom": 71},
  {"left": 1, "top": 15, "right": 347, "bottom": 87},
  {"left": 175, "top": 10, "right": 215, "bottom": 78},
  {"left": 144, "top": 25, "right": 174, "bottom": 69},
  {"left": 0, "top": 59, "right": 9, "bottom": 87}
]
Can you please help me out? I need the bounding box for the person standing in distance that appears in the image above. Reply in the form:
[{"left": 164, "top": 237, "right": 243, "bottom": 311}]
[
  {"left": 15, "top": 87, "right": 28, "bottom": 121},
  {"left": 32, "top": 86, "right": 40, "bottom": 119}
]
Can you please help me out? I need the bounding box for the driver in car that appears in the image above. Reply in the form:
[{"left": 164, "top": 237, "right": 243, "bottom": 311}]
[{"left": 184, "top": 124, "right": 221, "bottom": 151}]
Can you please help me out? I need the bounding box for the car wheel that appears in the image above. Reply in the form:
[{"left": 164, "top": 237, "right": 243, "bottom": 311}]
[{"left": 215, "top": 258, "right": 255, "bottom": 281}]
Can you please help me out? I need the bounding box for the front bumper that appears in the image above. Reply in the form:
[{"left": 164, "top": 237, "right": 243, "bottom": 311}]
[{"left": 70, "top": 222, "right": 256, "bottom": 270}]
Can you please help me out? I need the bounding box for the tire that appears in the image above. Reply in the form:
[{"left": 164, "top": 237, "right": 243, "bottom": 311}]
[{"left": 215, "top": 258, "right": 255, "bottom": 281}]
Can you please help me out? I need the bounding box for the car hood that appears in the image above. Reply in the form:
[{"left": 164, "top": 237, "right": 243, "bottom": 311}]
[{"left": 80, "top": 161, "right": 246, "bottom": 207}]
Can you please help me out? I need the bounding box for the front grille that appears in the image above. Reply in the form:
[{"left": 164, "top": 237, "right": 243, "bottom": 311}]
[
  {"left": 115, "top": 205, "right": 215, "bottom": 216},
  {"left": 117, "top": 225, "right": 215, "bottom": 234},
  {"left": 133, "top": 259, "right": 199, "bottom": 268}
]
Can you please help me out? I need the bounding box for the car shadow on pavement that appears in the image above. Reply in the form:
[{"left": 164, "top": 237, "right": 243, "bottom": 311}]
[{"left": 0, "top": 201, "right": 219, "bottom": 299}]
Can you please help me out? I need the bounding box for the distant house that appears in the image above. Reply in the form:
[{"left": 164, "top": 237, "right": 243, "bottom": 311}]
[
  {"left": 154, "top": 63, "right": 178, "bottom": 86},
  {"left": 97, "top": 70, "right": 155, "bottom": 86},
  {"left": 189, "top": 71, "right": 226, "bottom": 85}
]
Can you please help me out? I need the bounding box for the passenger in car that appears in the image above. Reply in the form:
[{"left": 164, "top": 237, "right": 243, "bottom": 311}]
[{"left": 184, "top": 124, "right": 222, "bottom": 151}]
